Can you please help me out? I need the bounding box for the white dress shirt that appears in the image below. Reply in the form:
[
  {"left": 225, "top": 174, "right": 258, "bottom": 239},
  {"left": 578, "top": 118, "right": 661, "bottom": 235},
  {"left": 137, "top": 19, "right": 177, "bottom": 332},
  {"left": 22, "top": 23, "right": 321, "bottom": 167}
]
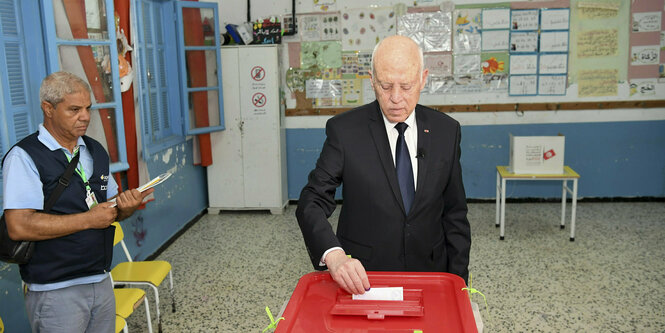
[{"left": 381, "top": 110, "right": 418, "bottom": 189}]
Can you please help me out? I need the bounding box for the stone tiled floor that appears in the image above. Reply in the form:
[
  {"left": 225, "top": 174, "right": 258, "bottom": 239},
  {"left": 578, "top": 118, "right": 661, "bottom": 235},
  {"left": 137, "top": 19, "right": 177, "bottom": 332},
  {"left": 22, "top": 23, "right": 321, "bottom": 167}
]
[{"left": 124, "top": 202, "right": 665, "bottom": 332}]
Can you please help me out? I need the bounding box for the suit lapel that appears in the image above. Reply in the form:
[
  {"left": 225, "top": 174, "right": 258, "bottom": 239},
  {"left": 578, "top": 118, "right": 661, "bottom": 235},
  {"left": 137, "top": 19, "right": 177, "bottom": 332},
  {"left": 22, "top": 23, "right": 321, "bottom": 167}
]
[
  {"left": 367, "top": 102, "right": 406, "bottom": 215},
  {"left": 413, "top": 106, "right": 431, "bottom": 212}
]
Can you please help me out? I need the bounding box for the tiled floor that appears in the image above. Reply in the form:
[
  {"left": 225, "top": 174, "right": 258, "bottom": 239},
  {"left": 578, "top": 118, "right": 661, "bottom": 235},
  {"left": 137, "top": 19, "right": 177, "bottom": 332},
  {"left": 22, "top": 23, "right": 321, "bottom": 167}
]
[{"left": 124, "top": 202, "right": 665, "bottom": 332}]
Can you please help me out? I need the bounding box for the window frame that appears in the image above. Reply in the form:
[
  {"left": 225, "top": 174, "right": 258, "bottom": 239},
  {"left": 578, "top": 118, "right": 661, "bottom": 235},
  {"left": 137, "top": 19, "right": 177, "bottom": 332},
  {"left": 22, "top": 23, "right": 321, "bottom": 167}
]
[
  {"left": 174, "top": 1, "right": 225, "bottom": 135},
  {"left": 40, "top": 0, "right": 130, "bottom": 173}
]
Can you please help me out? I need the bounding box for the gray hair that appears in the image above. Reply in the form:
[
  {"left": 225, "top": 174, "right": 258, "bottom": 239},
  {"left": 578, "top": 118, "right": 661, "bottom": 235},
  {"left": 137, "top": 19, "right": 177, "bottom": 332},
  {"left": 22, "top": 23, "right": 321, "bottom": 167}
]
[
  {"left": 370, "top": 36, "right": 424, "bottom": 76},
  {"left": 39, "top": 71, "right": 91, "bottom": 106}
]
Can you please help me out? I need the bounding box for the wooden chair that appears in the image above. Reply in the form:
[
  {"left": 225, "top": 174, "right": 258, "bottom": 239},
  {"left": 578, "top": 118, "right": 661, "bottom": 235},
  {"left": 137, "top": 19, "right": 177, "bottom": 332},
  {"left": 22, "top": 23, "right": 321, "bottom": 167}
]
[{"left": 111, "top": 222, "right": 175, "bottom": 333}]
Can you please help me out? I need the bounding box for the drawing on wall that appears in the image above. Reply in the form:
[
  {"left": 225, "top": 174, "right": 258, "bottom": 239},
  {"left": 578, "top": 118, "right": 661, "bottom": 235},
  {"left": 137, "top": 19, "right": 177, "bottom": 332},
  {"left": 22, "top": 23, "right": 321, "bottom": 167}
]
[
  {"left": 300, "top": 41, "right": 342, "bottom": 69},
  {"left": 341, "top": 6, "right": 396, "bottom": 51},
  {"left": 481, "top": 52, "right": 509, "bottom": 91},
  {"left": 453, "top": 8, "right": 481, "bottom": 54},
  {"left": 481, "top": 53, "right": 507, "bottom": 74},
  {"left": 313, "top": 0, "right": 336, "bottom": 12}
]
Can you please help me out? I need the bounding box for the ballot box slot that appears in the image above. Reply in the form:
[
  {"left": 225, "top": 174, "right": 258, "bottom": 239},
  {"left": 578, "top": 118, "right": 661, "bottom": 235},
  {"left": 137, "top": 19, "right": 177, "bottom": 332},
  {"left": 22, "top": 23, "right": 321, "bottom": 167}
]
[{"left": 330, "top": 288, "right": 424, "bottom": 320}]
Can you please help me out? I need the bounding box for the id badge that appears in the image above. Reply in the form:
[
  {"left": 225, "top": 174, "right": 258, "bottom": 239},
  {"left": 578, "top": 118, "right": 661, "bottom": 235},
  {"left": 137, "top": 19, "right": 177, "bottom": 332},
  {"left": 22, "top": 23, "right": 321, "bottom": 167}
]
[{"left": 85, "top": 191, "right": 98, "bottom": 209}]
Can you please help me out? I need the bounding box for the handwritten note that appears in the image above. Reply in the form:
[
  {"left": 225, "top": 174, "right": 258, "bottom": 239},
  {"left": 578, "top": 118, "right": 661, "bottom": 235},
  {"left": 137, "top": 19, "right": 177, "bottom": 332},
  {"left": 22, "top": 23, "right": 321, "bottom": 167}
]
[
  {"left": 510, "top": 54, "right": 538, "bottom": 74},
  {"left": 482, "top": 8, "right": 511, "bottom": 30},
  {"left": 540, "top": 31, "right": 569, "bottom": 53},
  {"left": 577, "top": 29, "right": 618, "bottom": 58},
  {"left": 482, "top": 30, "right": 510, "bottom": 51},
  {"left": 538, "top": 75, "right": 567, "bottom": 95},
  {"left": 630, "top": 45, "right": 659, "bottom": 66},
  {"left": 578, "top": 69, "right": 618, "bottom": 97},
  {"left": 454, "top": 54, "right": 481, "bottom": 75},
  {"left": 509, "top": 75, "right": 537, "bottom": 95},
  {"left": 632, "top": 12, "right": 661, "bottom": 33},
  {"left": 539, "top": 54, "right": 568, "bottom": 74},
  {"left": 578, "top": 2, "right": 619, "bottom": 19},
  {"left": 510, "top": 32, "right": 538, "bottom": 53},
  {"left": 511, "top": 9, "right": 539, "bottom": 31},
  {"left": 541, "top": 9, "right": 570, "bottom": 30}
]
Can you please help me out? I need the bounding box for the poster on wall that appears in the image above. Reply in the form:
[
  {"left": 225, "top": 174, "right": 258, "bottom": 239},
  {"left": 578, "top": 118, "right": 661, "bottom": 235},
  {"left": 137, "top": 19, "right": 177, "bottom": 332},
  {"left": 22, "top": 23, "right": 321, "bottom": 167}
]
[
  {"left": 453, "top": 8, "right": 481, "bottom": 54},
  {"left": 632, "top": 12, "right": 661, "bottom": 32},
  {"left": 341, "top": 7, "right": 396, "bottom": 51}
]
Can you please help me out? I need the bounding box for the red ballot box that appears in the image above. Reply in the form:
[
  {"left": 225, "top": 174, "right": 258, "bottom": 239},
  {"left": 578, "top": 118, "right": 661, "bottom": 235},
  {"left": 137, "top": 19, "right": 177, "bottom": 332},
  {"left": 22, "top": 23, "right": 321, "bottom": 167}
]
[{"left": 276, "top": 271, "right": 477, "bottom": 333}]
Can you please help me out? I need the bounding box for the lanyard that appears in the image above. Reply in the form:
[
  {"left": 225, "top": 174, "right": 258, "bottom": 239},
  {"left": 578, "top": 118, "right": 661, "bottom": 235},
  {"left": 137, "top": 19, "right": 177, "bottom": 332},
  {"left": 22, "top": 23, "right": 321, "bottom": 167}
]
[{"left": 63, "top": 147, "right": 92, "bottom": 194}]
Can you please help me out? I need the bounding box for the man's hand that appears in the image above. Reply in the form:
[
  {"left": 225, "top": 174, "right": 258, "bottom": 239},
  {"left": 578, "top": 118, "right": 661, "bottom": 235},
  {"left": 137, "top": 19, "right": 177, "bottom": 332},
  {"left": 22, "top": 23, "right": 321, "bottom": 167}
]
[
  {"left": 325, "top": 249, "right": 371, "bottom": 295},
  {"left": 86, "top": 202, "right": 118, "bottom": 229},
  {"left": 114, "top": 188, "right": 155, "bottom": 221}
]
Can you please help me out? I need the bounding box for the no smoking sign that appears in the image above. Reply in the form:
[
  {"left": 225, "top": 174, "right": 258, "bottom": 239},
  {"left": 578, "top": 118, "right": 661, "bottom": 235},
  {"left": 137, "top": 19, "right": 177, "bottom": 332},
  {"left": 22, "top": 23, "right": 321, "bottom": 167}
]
[{"left": 252, "top": 92, "right": 266, "bottom": 108}]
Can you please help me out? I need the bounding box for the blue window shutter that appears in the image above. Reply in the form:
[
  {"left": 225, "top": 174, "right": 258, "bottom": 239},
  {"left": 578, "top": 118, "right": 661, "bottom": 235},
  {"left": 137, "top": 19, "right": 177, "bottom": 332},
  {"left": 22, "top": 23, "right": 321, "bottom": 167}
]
[
  {"left": 0, "top": 0, "right": 36, "bottom": 209},
  {"left": 136, "top": 0, "right": 182, "bottom": 157},
  {"left": 1, "top": 0, "right": 33, "bottom": 145}
]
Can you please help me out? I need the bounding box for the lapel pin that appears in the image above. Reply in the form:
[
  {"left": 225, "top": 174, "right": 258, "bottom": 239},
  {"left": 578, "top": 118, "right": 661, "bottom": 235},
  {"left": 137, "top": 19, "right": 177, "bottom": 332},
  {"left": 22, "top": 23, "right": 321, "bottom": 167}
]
[{"left": 424, "top": 129, "right": 430, "bottom": 133}]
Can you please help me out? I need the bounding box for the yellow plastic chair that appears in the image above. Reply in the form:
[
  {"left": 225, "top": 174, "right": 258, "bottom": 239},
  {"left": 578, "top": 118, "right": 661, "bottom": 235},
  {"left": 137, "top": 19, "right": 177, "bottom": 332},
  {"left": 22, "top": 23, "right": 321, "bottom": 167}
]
[
  {"left": 111, "top": 222, "right": 175, "bottom": 333},
  {"left": 113, "top": 285, "right": 152, "bottom": 333},
  {"left": 115, "top": 315, "right": 128, "bottom": 333}
]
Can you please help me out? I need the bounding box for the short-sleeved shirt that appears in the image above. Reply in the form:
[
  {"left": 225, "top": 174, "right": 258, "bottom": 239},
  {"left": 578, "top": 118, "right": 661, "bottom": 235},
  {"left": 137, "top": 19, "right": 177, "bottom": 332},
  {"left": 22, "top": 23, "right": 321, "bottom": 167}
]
[{"left": 2, "top": 124, "right": 119, "bottom": 291}]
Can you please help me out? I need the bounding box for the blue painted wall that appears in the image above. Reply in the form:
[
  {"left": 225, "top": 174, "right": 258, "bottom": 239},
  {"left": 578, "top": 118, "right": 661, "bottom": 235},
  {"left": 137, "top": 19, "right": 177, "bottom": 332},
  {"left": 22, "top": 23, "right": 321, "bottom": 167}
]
[
  {"left": 286, "top": 120, "right": 665, "bottom": 200},
  {"left": 0, "top": 139, "right": 207, "bottom": 332}
]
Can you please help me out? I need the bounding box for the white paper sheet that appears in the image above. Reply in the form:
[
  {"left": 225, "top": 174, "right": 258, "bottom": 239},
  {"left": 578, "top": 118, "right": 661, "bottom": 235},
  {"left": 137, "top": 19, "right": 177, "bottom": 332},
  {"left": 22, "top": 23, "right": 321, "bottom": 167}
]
[
  {"left": 352, "top": 287, "right": 403, "bottom": 301},
  {"left": 540, "top": 31, "right": 569, "bottom": 53},
  {"left": 482, "top": 30, "right": 510, "bottom": 51},
  {"left": 510, "top": 54, "right": 538, "bottom": 74},
  {"left": 482, "top": 8, "right": 511, "bottom": 30},
  {"left": 511, "top": 9, "right": 539, "bottom": 31},
  {"left": 541, "top": 8, "right": 570, "bottom": 30}
]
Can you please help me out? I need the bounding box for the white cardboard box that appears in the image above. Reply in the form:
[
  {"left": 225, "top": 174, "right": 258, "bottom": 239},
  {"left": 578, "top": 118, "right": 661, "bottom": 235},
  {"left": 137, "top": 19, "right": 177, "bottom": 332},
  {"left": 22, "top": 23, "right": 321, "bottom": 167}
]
[{"left": 509, "top": 135, "right": 565, "bottom": 174}]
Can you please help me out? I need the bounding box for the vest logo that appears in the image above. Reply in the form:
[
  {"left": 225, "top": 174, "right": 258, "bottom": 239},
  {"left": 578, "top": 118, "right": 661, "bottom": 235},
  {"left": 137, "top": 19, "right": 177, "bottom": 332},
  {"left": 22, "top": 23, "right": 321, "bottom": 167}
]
[{"left": 100, "top": 174, "right": 109, "bottom": 183}]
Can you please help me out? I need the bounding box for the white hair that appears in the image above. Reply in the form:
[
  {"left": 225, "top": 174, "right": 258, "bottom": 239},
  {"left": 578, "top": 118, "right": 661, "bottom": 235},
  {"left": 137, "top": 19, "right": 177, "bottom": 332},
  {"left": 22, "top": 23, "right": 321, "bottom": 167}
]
[{"left": 39, "top": 71, "right": 91, "bottom": 106}]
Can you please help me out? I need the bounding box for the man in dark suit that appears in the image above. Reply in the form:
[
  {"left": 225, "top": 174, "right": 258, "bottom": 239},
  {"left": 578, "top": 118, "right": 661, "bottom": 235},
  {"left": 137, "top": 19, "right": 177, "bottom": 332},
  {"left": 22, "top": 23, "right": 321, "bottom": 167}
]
[{"left": 296, "top": 35, "right": 471, "bottom": 295}]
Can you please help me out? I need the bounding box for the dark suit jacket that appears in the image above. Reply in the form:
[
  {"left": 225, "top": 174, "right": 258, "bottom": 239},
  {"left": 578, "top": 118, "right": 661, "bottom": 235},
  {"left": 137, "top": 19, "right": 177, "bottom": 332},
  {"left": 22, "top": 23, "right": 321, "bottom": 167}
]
[{"left": 296, "top": 101, "right": 471, "bottom": 283}]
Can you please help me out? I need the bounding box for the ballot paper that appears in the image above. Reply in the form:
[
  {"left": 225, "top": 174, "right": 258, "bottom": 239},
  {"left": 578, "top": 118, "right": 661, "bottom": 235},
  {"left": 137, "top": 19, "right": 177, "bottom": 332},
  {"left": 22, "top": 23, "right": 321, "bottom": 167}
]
[
  {"left": 108, "top": 172, "right": 172, "bottom": 207},
  {"left": 352, "top": 287, "right": 403, "bottom": 301}
]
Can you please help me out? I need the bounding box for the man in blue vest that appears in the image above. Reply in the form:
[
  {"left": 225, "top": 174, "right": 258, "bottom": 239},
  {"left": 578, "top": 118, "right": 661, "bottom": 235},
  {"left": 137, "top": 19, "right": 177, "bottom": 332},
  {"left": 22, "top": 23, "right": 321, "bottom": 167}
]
[{"left": 2, "top": 71, "right": 154, "bottom": 332}]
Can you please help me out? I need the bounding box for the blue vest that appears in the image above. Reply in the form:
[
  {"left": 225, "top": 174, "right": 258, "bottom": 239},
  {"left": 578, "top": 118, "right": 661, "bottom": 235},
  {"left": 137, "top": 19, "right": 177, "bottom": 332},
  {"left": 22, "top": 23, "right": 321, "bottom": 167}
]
[{"left": 13, "top": 132, "right": 114, "bottom": 284}]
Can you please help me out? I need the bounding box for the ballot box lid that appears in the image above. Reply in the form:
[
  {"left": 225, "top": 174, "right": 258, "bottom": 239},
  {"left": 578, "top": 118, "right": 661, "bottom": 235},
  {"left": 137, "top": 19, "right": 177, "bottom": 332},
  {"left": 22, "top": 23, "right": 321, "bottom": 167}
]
[{"left": 275, "top": 271, "right": 477, "bottom": 333}]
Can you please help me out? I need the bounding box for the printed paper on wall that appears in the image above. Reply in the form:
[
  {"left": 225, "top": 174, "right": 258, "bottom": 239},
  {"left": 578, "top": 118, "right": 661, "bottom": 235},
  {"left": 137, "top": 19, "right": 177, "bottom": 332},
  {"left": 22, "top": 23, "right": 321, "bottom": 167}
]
[{"left": 511, "top": 9, "right": 539, "bottom": 31}]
